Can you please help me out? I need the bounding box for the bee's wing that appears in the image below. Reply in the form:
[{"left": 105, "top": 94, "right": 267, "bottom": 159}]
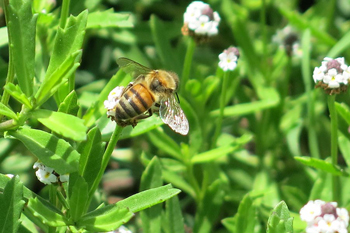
[
  {"left": 159, "top": 95, "right": 189, "bottom": 135},
  {"left": 117, "top": 57, "right": 152, "bottom": 79}
]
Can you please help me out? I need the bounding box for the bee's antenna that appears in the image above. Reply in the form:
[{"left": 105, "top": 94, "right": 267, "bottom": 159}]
[{"left": 176, "top": 93, "right": 180, "bottom": 103}]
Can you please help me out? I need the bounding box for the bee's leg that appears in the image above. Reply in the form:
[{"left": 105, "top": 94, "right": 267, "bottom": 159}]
[{"left": 129, "top": 109, "right": 153, "bottom": 127}]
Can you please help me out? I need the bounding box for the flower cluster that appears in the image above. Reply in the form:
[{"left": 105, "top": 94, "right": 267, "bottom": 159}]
[
  {"left": 300, "top": 200, "right": 349, "bottom": 233},
  {"left": 313, "top": 57, "right": 350, "bottom": 94},
  {"left": 104, "top": 86, "right": 125, "bottom": 121},
  {"left": 272, "top": 26, "right": 302, "bottom": 57},
  {"left": 218, "top": 46, "right": 240, "bottom": 71},
  {"left": 182, "top": 1, "right": 220, "bottom": 41},
  {"left": 33, "top": 161, "right": 69, "bottom": 185}
]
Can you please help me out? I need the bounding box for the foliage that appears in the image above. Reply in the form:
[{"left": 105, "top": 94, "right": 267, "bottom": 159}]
[{"left": 1, "top": 0, "right": 350, "bottom": 232}]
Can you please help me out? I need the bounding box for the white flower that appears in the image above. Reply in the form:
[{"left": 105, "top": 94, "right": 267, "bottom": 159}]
[
  {"left": 104, "top": 86, "right": 125, "bottom": 117},
  {"left": 5, "top": 174, "right": 14, "bottom": 179},
  {"left": 33, "top": 162, "right": 58, "bottom": 185},
  {"left": 313, "top": 57, "right": 350, "bottom": 94},
  {"left": 300, "top": 200, "right": 349, "bottom": 233},
  {"left": 183, "top": 1, "right": 220, "bottom": 37},
  {"left": 300, "top": 200, "right": 323, "bottom": 223},
  {"left": 218, "top": 46, "right": 239, "bottom": 71},
  {"left": 33, "top": 161, "right": 69, "bottom": 185}
]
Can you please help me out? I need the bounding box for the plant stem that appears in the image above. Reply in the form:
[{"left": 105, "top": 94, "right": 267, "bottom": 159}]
[
  {"left": 181, "top": 37, "right": 196, "bottom": 95},
  {"left": 48, "top": 185, "right": 57, "bottom": 233},
  {"left": 328, "top": 95, "right": 339, "bottom": 202},
  {"left": 1, "top": 0, "right": 15, "bottom": 119},
  {"left": 211, "top": 71, "right": 230, "bottom": 148},
  {"left": 59, "top": 0, "right": 71, "bottom": 29},
  {"left": 87, "top": 125, "right": 123, "bottom": 206}
]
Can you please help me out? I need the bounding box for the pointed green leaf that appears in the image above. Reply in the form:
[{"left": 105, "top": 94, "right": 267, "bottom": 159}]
[
  {"left": 68, "top": 173, "right": 89, "bottom": 222},
  {"left": 4, "top": 83, "right": 32, "bottom": 108},
  {"left": 76, "top": 204, "right": 133, "bottom": 231},
  {"left": 194, "top": 180, "right": 225, "bottom": 233},
  {"left": 140, "top": 157, "right": 163, "bottom": 233},
  {"left": 335, "top": 102, "right": 350, "bottom": 126},
  {"left": 31, "top": 109, "right": 87, "bottom": 141},
  {"left": 4, "top": 0, "right": 37, "bottom": 96},
  {"left": 118, "top": 184, "right": 181, "bottom": 213},
  {"left": 46, "top": 10, "right": 87, "bottom": 78},
  {"left": 148, "top": 129, "right": 182, "bottom": 160},
  {"left": 233, "top": 193, "right": 257, "bottom": 233},
  {"left": 294, "top": 156, "right": 348, "bottom": 176},
  {"left": 191, "top": 144, "right": 238, "bottom": 164},
  {"left": 77, "top": 127, "right": 104, "bottom": 193},
  {"left": 26, "top": 197, "right": 67, "bottom": 227},
  {"left": 267, "top": 201, "right": 293, "bottom": 233},
  {"left": 8, "top": 127, "right": 80, "bottom": 174},
  {"left": 0, "top": 174, "right": 35, "bottom": 201},
  {"left": 0, "top": 102, "right": 18, "bottom": 120},
  {"left": 87, "top": 9, "right": 133, "bottom": 28},
  {"left": 165, "top": 196, "right": 185, "bottom": 233},
  {"left": 58, "top": 90, "right": 79, "bottom": 115},
  {"left": 35, "top": 50, "right": 82, "bottom": 107},
  {"left": 0, "top": 176, "right": 25, "bottom": 233}
]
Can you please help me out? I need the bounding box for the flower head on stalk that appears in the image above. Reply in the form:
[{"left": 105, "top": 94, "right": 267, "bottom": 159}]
[
  {"left": 300, "top": 200, "right": 349, "bottom": 233},
  {"left": 104, "top": 86, "right": 125, "bottom": 121},
  {"left": 218, "top": 46, "right": 240, "bottom": 71},
  {"left": 272, "top": 25, "right": 302, "bottom": 57},
  {"left": 313, "top": 57, "right": 350, "bottom": 95},
  {"left": 182, "top": 1, "right": 221, "bottom": 43},
  {"left": 33, "top": 161, "right": 69, "bottom": 185}
]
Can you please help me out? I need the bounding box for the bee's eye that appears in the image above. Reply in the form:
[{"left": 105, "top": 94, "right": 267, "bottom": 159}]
[{"left": 150, "top": 79, "right": 161, "bottom": 92}]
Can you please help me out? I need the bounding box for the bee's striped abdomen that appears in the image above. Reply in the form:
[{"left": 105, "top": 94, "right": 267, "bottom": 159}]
[{"left": 115, "top": 83, "right": 155, "bottom": 120}]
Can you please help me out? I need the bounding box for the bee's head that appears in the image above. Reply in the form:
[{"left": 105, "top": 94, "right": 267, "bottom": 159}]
[{"left": 150, "top": 70, "right": 179, "bottom": 93}]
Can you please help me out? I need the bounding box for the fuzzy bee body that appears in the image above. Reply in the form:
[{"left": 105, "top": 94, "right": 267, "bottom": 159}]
[{"left": 113, "top": 58, "right": 189, "bottom": 135}]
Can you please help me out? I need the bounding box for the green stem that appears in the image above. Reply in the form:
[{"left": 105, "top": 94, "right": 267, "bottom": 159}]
[
  {"left": 48, "top": 185, "right": 57, "bottom": 233},
  {"left": 59, "top": 0, "right": 71, "bottom": 29},
  {"left": 1, "top": 0, "right": 15, "bottom": 119},
  {"left": 180, "top": 37, "right": 196, "bottom": 95},
  {"left": 87, "top": 125, "right": 123, "bottom": 208},
  {"left": 328, "top": 95, "right": 339, "bottom": 202},
  {"left": 211, "top": 71, "right": 230, "bottom": 148}
]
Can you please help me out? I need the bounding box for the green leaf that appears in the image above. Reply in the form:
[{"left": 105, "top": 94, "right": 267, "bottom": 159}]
[
  {"left": 68, "top": 173, "right": 89, "bottom": 222},
  {"left": 335, "top": 102, "right": 350, "bottom": 126},
  {"left": 0, "top": 174, "right": 35, "bottom": 201},
  {"left": 35, "top": 50, "right": 82, "bottom": 107},
  {"left": 232, "top": 193, "right": 257, "bottom": 233},
  {"left": 118, "top": 184, "right": 181, "bottom": 213},
  {"left": 0, "top": 26, "right": 8, "bottom": 47},
  {"left": 327, "top": 30, "right": 350, "bottom": 58},
  {"left": 58, "top": 90, "right": 79, "bottom": 115},
  {"left": 338, "top": 132, "right": 350, "bottom": 168},
  {"left": 162, "top": 169, "right": 196, "bottom": 198},
  {"left": 191, "top": 144, "right": 238, "bottom": 164},
  {"left": 140, "top": 157, "right": 163, "bottom": 233},
  {"left": 194, "top": 180, "right": 225, "bottom": 233},
  {"left": 267, "top": 201, "right": 293, "bottom": 233},
  {"left": 0, "top": 102, "right": 18, "bottom": 120},
  {"left": 4, "top": 0, "right": 37, "bottom": 96},
  {"left": 8, "top": 127, "right": 80, "bottom": 174},
  {"left": 76, "top": 204, "right": 133, "bottom": 231},
  {"left": 46, "top": 10, "right": 87, "bottom": 79},
  {"left": 0, "top": 176, "right": 25, "bottom": 233},
  {"left": 4, "top": 83, "right": 32, "bottom": 108},
  {"left": 77, "top": 127, "right": 104, "bottom": 193},
  {"left": 148, "top": 129, "right": 182, "bottom": 160},
  {"left": 295, "top": 156, "right": 348, "bottom": 176},
  {"left": 222, "top": 216, "right": 236, "bottom": 232},
  {"left": 26, "top": 197, "right": 67, "bottom": 227},
  {"left": 87, "top": 9, "right": 133, "bottom": 28},
  {"left": 149, "top": 15, "right": 181, "bottom": 73},
  {"left": 31, "top": 109, "right": 87, "bottom": 141},
  {"left": 279, "top": 7, "right": 336, "bottom": 46},
  {"left": 210, "top": 87, "right": 280, "bottom": 117},
  {"left": 165, "top": 196, "right": 185, "bottom": 233}
]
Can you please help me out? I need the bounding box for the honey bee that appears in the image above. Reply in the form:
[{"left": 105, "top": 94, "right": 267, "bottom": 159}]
[{"left": 113, "top": 57, "right": 189, "bottom": 135}]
